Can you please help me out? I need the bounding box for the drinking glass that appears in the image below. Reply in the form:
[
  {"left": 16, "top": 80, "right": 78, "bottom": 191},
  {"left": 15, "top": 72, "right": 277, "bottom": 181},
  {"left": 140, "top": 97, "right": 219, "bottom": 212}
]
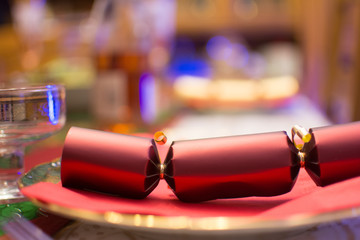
[{"left": 0, "top": 84, "right": 66, "bottom": 202}]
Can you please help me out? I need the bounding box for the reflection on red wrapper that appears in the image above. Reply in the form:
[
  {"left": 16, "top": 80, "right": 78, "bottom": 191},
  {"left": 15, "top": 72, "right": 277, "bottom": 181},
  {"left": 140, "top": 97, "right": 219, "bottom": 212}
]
[
  {"left": 163, "top": 132, "right": 300, "bottom": 202},
  {"left": 61, "top": 127, "right": 160, "bottom": 199},
  {"left": 305, "top": 122, "right": 360, "bottom": 186},
  {"left": 60, "top": 122, "right": 360, "bottom": 202}
]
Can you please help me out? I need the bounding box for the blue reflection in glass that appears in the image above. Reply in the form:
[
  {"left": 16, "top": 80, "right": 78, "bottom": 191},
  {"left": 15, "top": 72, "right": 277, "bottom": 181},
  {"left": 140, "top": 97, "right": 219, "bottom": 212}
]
[{"left": 46, "top": 85, "right": 60, "bottom": 125}]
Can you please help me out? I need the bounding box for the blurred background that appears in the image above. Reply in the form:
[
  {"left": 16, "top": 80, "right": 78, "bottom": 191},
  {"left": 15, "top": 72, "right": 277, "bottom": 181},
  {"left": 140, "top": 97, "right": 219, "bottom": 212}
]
[{"left": 0, "top": 0, "right": 359, "bottom": 138}]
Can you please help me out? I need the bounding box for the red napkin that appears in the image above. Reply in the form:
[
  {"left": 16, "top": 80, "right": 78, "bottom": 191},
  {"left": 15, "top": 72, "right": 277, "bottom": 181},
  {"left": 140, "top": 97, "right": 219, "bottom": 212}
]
[
  {"left": 259, "top": 175, "right": 360, "bottom": 220},
  {"left": 22, "top": 169, "right": 356, "bottom": 219}
]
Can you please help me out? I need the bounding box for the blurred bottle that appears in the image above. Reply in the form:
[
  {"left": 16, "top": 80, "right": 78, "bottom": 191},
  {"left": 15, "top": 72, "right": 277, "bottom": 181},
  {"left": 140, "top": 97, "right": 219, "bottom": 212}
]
[
  {"left": 90, "top": 0, "right": 175, "bottom": 131},
  {"left": 90, "top": 0, "right": 145, "bottom": 130},
  {"left": 12, "top": 0, "right": 47, "bottom": 71}
]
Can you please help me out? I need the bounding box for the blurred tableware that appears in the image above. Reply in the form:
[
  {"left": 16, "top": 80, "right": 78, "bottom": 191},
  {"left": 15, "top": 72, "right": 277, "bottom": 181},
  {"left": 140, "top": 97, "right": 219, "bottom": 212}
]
[
  {"left": 3, "top": 214, "right": 53, "bottom": 240},
  {"left": 0, "top": 84, "right": 65, "bottom": 202}
]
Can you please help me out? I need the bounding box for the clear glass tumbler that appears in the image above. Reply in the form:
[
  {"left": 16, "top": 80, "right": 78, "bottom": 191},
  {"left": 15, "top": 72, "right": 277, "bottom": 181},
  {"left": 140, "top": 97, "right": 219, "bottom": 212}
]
[{"left": 0, "top": 85, "right": 66, "bottom": 202}]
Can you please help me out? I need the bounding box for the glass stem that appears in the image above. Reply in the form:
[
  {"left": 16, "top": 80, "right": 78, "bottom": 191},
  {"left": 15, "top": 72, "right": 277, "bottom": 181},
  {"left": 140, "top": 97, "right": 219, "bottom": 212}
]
[{"left": 0, "top": 145, "right": 24, "bottom": 201}]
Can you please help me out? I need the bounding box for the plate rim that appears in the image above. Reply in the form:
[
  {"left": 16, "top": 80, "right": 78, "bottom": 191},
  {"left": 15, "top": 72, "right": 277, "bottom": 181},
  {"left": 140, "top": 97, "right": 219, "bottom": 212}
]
[{"left": 19, "top": 159, "right": 360, "bottom": 234}]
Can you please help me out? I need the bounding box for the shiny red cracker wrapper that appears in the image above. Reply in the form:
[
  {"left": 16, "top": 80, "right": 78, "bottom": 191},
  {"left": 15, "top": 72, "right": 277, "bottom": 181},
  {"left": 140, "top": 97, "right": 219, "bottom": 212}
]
[
  {"left": 305, "top": 121, "right": 360, "bottom": 186},
  {"left": 61, "top": 127, "right": 160, "bottom": 199},
  {"left": 163, "top": 131, "right": 300, "bottom": 202}
]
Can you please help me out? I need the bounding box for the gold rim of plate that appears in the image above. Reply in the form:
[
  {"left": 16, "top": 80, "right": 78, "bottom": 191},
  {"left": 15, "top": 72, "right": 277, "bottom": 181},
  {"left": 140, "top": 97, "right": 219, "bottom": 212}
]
[{"left": 19, "top": 159, "right": 360, "bottom": 234}]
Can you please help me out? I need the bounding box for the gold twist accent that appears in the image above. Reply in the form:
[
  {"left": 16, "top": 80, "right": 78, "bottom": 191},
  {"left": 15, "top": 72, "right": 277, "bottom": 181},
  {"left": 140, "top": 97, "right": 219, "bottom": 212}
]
[
  {"left": 159, "top": 163, "right": 165, "bottom": 179},
  {"left": 154, "top": 131, "right": 167, "bottom": 145},
  {"left": 291, "top": 125, "right": 311, "bottom": 168},
  {"left": 291, "top": 125, "right": 311, "bottom": 150}
]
